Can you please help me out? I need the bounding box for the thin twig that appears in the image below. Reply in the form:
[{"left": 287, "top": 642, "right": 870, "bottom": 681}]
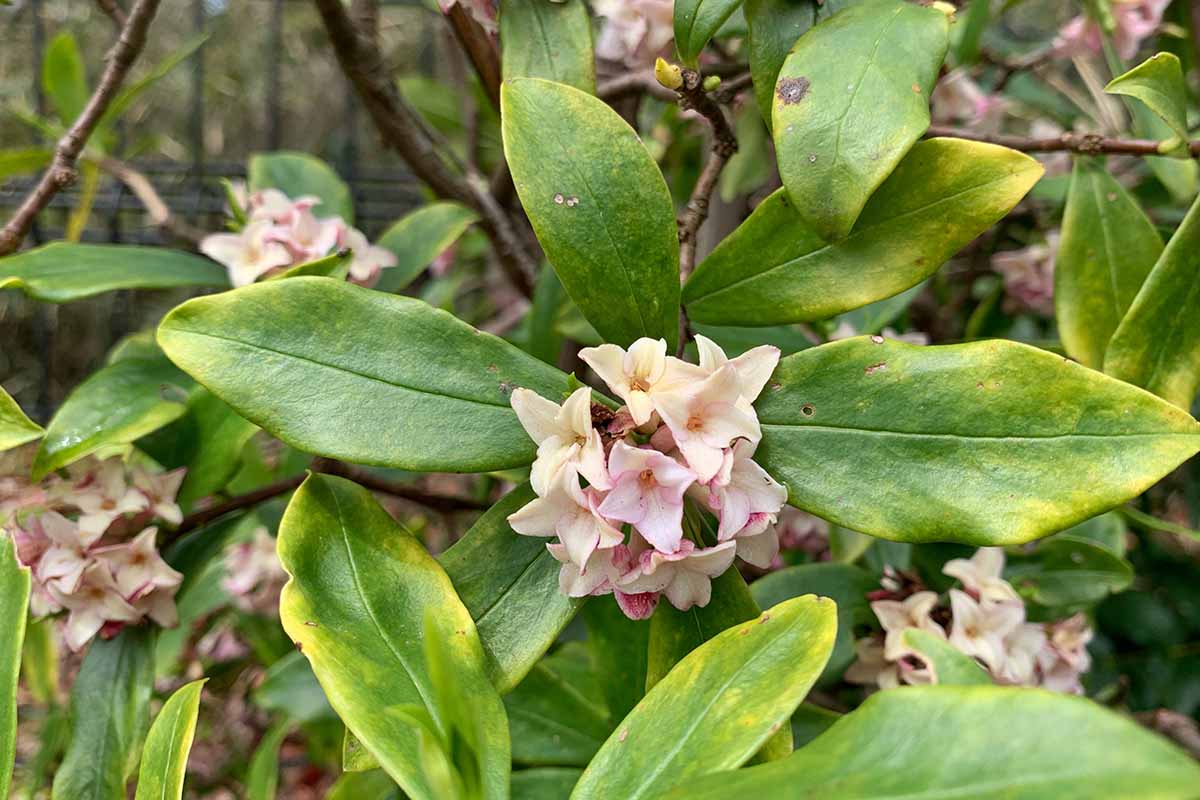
[
  {"left": 1135, "top": 710, "right": 1200, "bottom": 761},
  {"left": 444, "top": 4, "right": 502, "bottom": 110},
  {"left": 0, "top": 0, "right": 163, "bottom": 256},
  {"left": 598, "top": 71, "right": 677, "bottom": 102},
  {"left": 96, "top": 0, "right": 128, "bottom": 28},
  {"left": 173, "top": 474, "right": 306, "bottom": 538},
  {"left": 93, "top": 156, "right": 206, "bottom": 244},
  {"left": 311, "top": 0, "right": 536, "bottom": 297},
  {"left": 925, "top": 125, "right": 1200, "bottom": 157},
  {"left": 712, "top": 72, "right": 754, "bottom": 105},
  {"left": 313, "top": 459, "right": 491, "bottom": 512}
]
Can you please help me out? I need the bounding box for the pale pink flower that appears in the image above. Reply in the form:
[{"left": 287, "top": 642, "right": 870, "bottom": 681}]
[
  {"left": 246, "top": 188, "right": 309, "bottom": 224},
  {"left": 94, "top": 528, "right": 182, "bottom": 601},
  {"left": 201, "top": 220, "right": 293, "bottom": 288},
  {"left": 438, "top": 0, "right": 497, "bottom": 34},
  {"left": 597, "top": 441, "right": 695, "bottom": 553},
  {"left": 131, "top": 583, "right": 180, "bottom": 628},
  {"left": 510, "top": 387, "right": 611, "bottom": 494},
  {"left": 732, "top": 525, "right": 780, "bottom": 569},
  {"left": 948, "top": 589, "right": 1025, "bottom": 673},
  {"left": 943, "top": 547, "right": 1020, "bottom": 606},
  {"left": 508, "top": 473, "right": 623, "bottom": 567},
  {"left": 654, "top": 365, "right": 760, "bottom": 482},
  {"left": 1038, "top": 613, "right": 1094, "bottom": 694},
  {"left": 704, "top": 439, "right": 787, "bottom": 541},
  {"left": 991, "top": 233, "right": 1058, "bottom": 317},
  {"left": 546, "top": 541, "right": 630, "bottom": 598},
  {"left": 844, "top": 637, "right": 903, "bottom": 689},
  {"left": 1054, "top": 0, "right": 1169, "bottom": 60},
  {"left": 53, "top": 561, "right": 140, "bottom": 651},
  {"left": 339, "top": 225, "right": 398, "bottom": 286},
  {"left": 131, "top": 467, "right": 185, "bottom": 526},
  {"left": 68, "top": 460, "right": 149, "bottom": 540},
  {"left": 693, "top": 335, "right": 780, "bottom": 411},
  {"left": 266, "top": 201, "right": 342, "bottom": 264},
  {"left": 617, "top": 539, "right": 736, "bottom": 611},
  {"left": 871, "top": 590, "right": 946, "bottom": 660},
  {"left": 592, "top": 0, "right": 675, "bottom": 67},
  {"left": 996, "top": 622, "right": 1047, "bottom": 686},
  {"left": 35, "top": 511, "right": 99, "bottom": 596},
  {"left": 932, "top": 69, "right": 1007, "bottom": 134},
  {"left": 223, "top": 527, "right": 286, "bottom": 612},
  {"left": 579, "top": 338, "right": 703, "bottom": 426}
]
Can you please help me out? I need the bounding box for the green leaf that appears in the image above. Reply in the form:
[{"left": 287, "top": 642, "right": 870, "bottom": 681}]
[
  {"left": 0, "top": 387, "right": 42, "bottom": 452},
  {"left": 683, "top": 138, "right": 1041, "bottom": 326},
  {"left": 52, "top": 627, "right": 157, "bottom": 800},
  {"left": 675, "top": 0, "right": 745, "bottom": 66},
  {"left": 32, "top": 357, "right": 190, "bottom": 480},
  {"left": 1105, "top": 193, "right": 1200, "bottom": 410},
  {"left": 374, "top": 202, "right": 480, "bottom": 293},
  {"left": 277, "top": 474, "right": 508, "bottom": 800},
  {"left": 254, "top": 651, "right": 335, "bottom": 724},
  {"left": 0, "top": 535, "right": 29, "bottom": 800},
  {"left": 755, "top": 337, "right": 1200, "bottom": 545},
  {"left": 572, "top": 597, "right": 836, "bottom": 800},
  {"left": 248, "top": 151, "right": 354, "bottom": 223},
  {"left": 0, "top": 243, "right": 229, "bottom": 302},
  {"left": 500, "top": 0, "right": 596, "bottom": 93},
  {"left": 1105, "top": 53, "right": 1189, "bottom": 147},
  {"left": 773, "top": 0, "right": 949, "bottom": 241},
  {"left": 581, "top": 600, "right": 649, "bottom": 723},
  {"left": 0, "top": 147, "right": 52, "bottom": 181},
  {"left": 245, "top": 718, "right": 290, "bottom": 800},
  {"left": 42, "top": 32, "right": 88, "bottom": 126},
  {"left": 158, "top": 278, "right": 568, "bottom": 473},
  {"left": 666, "top": 686, "right": 1200, "bottom": 798},
  {"left": 744, "top": 0, "right": 817, "bottom": 127},
  {"left": 1005, "top": 535, "right": 1133, "bottom": 607},
  {"left": 1131, "top": 102, "right": 1199, "bottom": 202},
  {"left": 1055, "top": 158, "right": 1163, "bottom": 369},
  {"left": 505, "top": 646, "right": 612, "bottom": 767},
  {"left": 438, "top": 484, "right": 583, "bottom": 693},
  {"left": 100, "top": 33, "right": 210, "bottom": 131},
  {"left": 751, "top": 563, "right": 876, "bottom": 686},
  {"left": 502, "top": 77, "right": 680, "bottom": 350},
  {"left": 21, "top": 616, "right": 59, "bottom": 706},
  {"left": 899, "top": 629, "right": 991, "bottom": 686},
  {"left": 512, "top": 768, "right": 581, "bottom": 799},
  {"left": 265, "top": 251, "right": 351, "bottom": 281},
  {"left": 134, "top": 679, "right": 206, "bottom": 800},
  {"left": 156, "top": 389, "right": 258, "bottom": 511},
  {"left": 326, "top": 770, "right": 399, "bottom": 800},
  {"left": 344, "top": 729, "right": 381, "bottom": 773},
  {"left": 525, "top": 265, "right": 567, "bottom": 365}
]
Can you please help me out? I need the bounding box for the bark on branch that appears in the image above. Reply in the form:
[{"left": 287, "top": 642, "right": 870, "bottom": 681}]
[
  {"left": 926, "top": 125, "right": 1200, "bottom": 157},
  {"left": 0, "top": 0, "right": 163, "bottom": 256}
]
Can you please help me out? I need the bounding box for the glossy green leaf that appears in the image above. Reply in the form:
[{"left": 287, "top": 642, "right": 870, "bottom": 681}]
[
  {"left": 439, "top": 484, "right": 582, "bottom": 692},
  {"left": 278, "top": 474, "right": 508, "bottom": 800},
  {"left": 344, "top": 729, "right": 381, "bottom": 773},
  {"left": 506, "top": 645, "right": 612, "bottom": 767},
  {"left": 169, "top": 389, "right": 258, "bottom": 510},
  {"left": 675, "top": 0, "right": 744, "bottom": 66},
  {"left": 1105, "top": 193, "right": 1200, "bottom": 410},
  {"left": 158, "top": 278, "right": 568, "bottom": 473},
  {"left": 374, "top": 202, "right": 480, "bottom": 292},
  {"left": 327, "top": 770, "right": 399, "bottom": 800},
  {"left": 790, "top": 703, "right": 840, "bottom": 749},
  {"left": 0, "top": 387, "right": 42, "bottom": 452},
  {"left": 581, "top": 600, "right": 648, "bottom": 722},
  {"left": 245, "top": 718, "right": 290, "bottom": 800},
  {"left": 43, "top": 32, "right": 88, "bottom": 126},
  {"left": 0, "top": 535, "right": 29, "bottom": 800},
  {"left": 684, "top": 138, "right": 1041, "bottom": 326},
  {"left": 0, "top": 243, "right": 229, "bottom": 302},
  {"left": 32, "top": 357, "right": 190, "bottom": 479},
  {"left": 21, "top": 615, "right": 59, "bottom": 705},
  {"left": 500, "top": 0, "right": 595, "bottom": 93},
  {"left": 1059, "top": 510, "right": 1126, "bottom": 557},
  {"left": 512, "top": 768, "right": 581, "bottom": 799},
  {"left": 248, "top": 151, "right": 354, "bottom": 222},
  {"left": 0, "top": 147, "right": 52, "bottom": 180},
  {"left": 744, "top": 0, "right": 825, "bottom": 127},
  {"left": 134, "top": 679, "right": 206, "bottom": 800},
  {"left": 502, "top": 77, "right": 680, "bottom": 350},
  {"left": 751, "top": 563, "right": 876, "bottom": 686},
  {"left": 773, "top": 0, "right": 949, "bottom": 241},
  {"left": 52, "top": 627, "right": 157, "bottom": 800},
  {"left": 1055, "top": 158, "right": 1163, "bottom": 369},
  {"left": 265, "top": 251, "right": 351, "bottom": 281},
  {"left": 755, "top": 337, "right": 1200, "bottom": 545},
  {"left": 899, "top": 629, "right": 991, "bottom": 686},
  {"left": 254, "top": 651, "right": 335, "bottom": 724},
  {"left": 525, "top": 265, "right": 567, "bottom": 365},
  {"left": 572, "top": 597, "right": 836, "bottom": 800},
  {"left": 1105, "top": 53, "right": 1189, "bottom": 147},
  {"left": 1132, "top": 102, "right": 1199, "bottom": 202},
  {"left": 1005, "top": 535, "right": 1133, "bottom": 607},
  {"left": 667, "top": 686, "right": 1200, "bottom": 798}
]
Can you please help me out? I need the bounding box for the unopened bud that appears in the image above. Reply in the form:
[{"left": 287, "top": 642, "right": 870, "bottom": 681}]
[
  {"left": 655, "top": 57, "right": 684, "bottom": 91},
  {"left": 702, "top": 75, "right": 722, "bottom": 92},
  {"left": 930, "top": 1, "right": 956, "bottom": 18}
]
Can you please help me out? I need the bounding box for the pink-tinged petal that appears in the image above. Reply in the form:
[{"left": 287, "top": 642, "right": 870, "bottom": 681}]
[
  {"left": 530, "top": 437, "right": 578, "bottom": 497},
  {"left": 729, "top": 345, "right": 781, "bottom": 403},
  {"left": 579, "top": 344, "right": 631, "bottom": 400},
  {"left": 635, "top": 488, "right": 684, "bottom": 553},
  {"left": 684, "top": 541, "right": 737, "bottom": 578},
  {"left": 510, "top": 388, "right": 562, "bottom": 444},
  {"left": 698, "top": 401, "right": 760, "bottom": 449},
  {"left": 507, "top": 491, "right": 571, "bottom": 537},
  {"left": 615, "top": 590, "right": 659, "bottom": 620},
  {"left": 584, "top": 490, "right": 625, "bottom": 550},
  {"left": 63, "top": 607, "right": 106, "bottom": 652},
  {"left": 560, "top": 387, "right": 594, "bottom": 437},
  {"left": 577, "top": 431, "right": 612, "bottom": 490},
  {"left": 136, "top": 589, "right": 178, "bottom": 627},
  {"left": 199, "top": 233, "right": 247, "bottom": 268},
  {"left": 675, "top": 437, "right": 725, "bottom": 483},
  {"left": 648, "top": 423, "right": 676, "bottom": 454},
  {"left": 663, "top": 569, "right": 714, "bottom": 611},
  {"left": 39, "top": 510, "right": 89, "bottom": 548},
  {"left": 715, "top": 482, "right": 752, "bottom": 541},
  {"left": 734, "top": 528, "right": 778, "bottom": 569},
  {"left": 37, "top": 547, "right": 87, "bottom": 592},
  {"left": 557, "top": 507, "right": 602, "bottom": 567},
  {"left": 597, "top": 474, "right": 647, "bottom": 525}
]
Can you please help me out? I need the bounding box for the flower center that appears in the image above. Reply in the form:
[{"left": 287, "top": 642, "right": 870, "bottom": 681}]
[
  {"left": 686, "top": 414, "right": 704, "bottom": 433},
  {"left": 638, "top": 469, "right": 657, "bottom": 488},
  {"left": 629, "top": 376, "right": 650, "bottom": 392},
  {"left": 101, "top": 499, "right": 116, "bottom": 510}
]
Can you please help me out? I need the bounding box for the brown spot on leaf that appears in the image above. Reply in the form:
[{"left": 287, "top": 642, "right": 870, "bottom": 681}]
[
  {"left": 619, "top": 729, "right": 629, "bottom": 742},
  {"left": 304, "top": 620, "right": 319, "bottom": 627},
  {"left": 776, "top": 77, "right": 811, "bottom": 105},
  {"left": 759, "top": 613, "right": 771, "bottom": 624},
  {"left": 911, "top": 83, "right": 922, "bottom": 93},
  {"left": 865, "top": 362, "right": 887, "bottom": 375}
]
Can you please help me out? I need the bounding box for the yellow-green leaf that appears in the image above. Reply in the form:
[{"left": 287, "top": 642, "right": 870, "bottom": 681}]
[
  {"left": 675, "top": 0, "right": 744, "bottom": 66},
  {"left": 899, "top": 629, "right": 990, "bottom": 686},
  {"left": 0, "top": 387, "right": 42, "bottom": 452},
  {"left": 0, "top": 534, "right": 30, "bottom": 800},
  {"left": 1106, "top": 53, "right": 1190, "bottom": 149},
  {"left": 42, "top": 32, "right": 88, "bottom": 126},
  {"left": 500, "top": 0, "right": 595, "bottom": 93},
  {"left": 134, "top": 679, "right": 206, "bottom": 800},
  {"left": 375, "top": 202, "right": 480, "bottom": 292}
]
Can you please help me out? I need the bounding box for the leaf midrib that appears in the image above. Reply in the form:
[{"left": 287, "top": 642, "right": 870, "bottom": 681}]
[{"left": 760, "top": 423, "right": 1198, "bottom": 441}]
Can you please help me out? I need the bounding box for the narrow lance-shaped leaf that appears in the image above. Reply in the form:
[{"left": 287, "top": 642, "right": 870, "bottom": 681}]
[
  {"left": 505, "top": 644, "right": 612, "bottom": 767},
  {"left": 374, "top": 202, "right": 480, "bottom": 293},
  {"left": 1055, "top": 157, "right": 1163, "bottom": 369},
  {"left": 773, "top": 0, "right": 950, "bottom": 241},
  {"left": 158, "top": 278, "right": 569, "bottom": 473},
  {"left": 0, "top": 534, "right": 30, "bottom": 800},
  {"left": 675, "top": 0, "right": 745, "bottom": 66},
  {"left": 245, "top": 718, "right": 291, "bottom": 800},
  {"left": 248, "top": 151, "right": 354, "bottom": 222},
  {"left": 278, "top": 474, "right": 509, "bottom": 800},
  {"left": 899, "top": 629, "right": 991, "bottom": 686},
  {"left": 755, "top": 337, "right": 1200, "bottom": 545},
  {"left": 0, "top": 387, "right": 43, "bottom": 451},
  {"left": 33, "top": 357, "right": 191, "bottom": 480},
  {"left": 1106, "top": 52, "right": 1190, "bottom": 149},
  {"left": 500, "top": 0, "right": 596, "bottom": 94},
  {"left": 502, "top": 77, "right": 680, "bottom": 350},
  {"left": 0, "top": 243, "right": 228, "bottom": 302},
  {"left": 684, "top": 138, "right": 1042, "bottom": 326},
  {"left": 1105, "top": 193, "right": 1200, "bottom": 410},
  {"left": 134, "top": 679, "right": 206, "bottom": 800},
  {"left": 581, "top": 599, "right": 648, "bottom": 723},
  {"left": 52, "top": 627, "right": 158, "bottom": 800},
  {"left": 571, "top": 597, "right": 837, "bottom": 800},
  {"left": 666, "top": 686, "right": 1200, "bottom": 799},
  {"left": 438, "top": 484, "right": 583, "bottom": 693},
  {"left": 42, "top": 32, "right": 88, "bottom": 126},
  {"left": 0, "top": 147, "right": 53, "bottom": 181}
]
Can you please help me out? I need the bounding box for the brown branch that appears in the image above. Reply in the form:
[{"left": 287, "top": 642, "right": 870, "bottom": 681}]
[
  {"left": 93, "top": 157, "right": 206, "bottom": 244},
  {"left": 96, "top": 0, "right": 128, "bottom": 28},
  {"left": 313, "top": 459, "right": 491, "bottom": 512},
  {"left": 173, "top": 474, "right": 306, "bottom": 538},
  {"left": 445, "top": 4, "right": 502, "bottom": 111},
  {"left": 312, "top": 0, "right": 535, "bottom": 297},
  {"left": 926, "top": 125, "right": 1200, "bottom": 157},
  {"left": 712, "top": 72, "right": 754, "bottom": 105},
  {"left": 598, "top": 71, "right": 677, "bottom": 102},
  {"left": 1136, "top": 710, "right": 1200, "bottom": 761},
  {"left": 0, "top": 0, "right": 163, "bottom": 256}
]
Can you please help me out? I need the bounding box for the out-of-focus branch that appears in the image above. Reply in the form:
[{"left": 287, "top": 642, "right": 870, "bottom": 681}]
[
  {"left": 0, "top": 0, "right": 163, "bottom": 256},
  {"left": 96, "top": 0, "right": 128, "bottom": 28},
  {"left": 599, "top": 70, "right": 678, "bottom": 102},
  {"left": 1135, "top": 710, "right": 1200, "bottom": 761},
  {"left": 444, "top": 4, "right": 502, "bottom": 110},
  {"left": 927, "top": 125, "right": 1200, "bottom": 157},
  {"left": 312, "top": 459, "right": 491, "bottom": 511},
  {"left": 312, "top": 0, "right": 535, "bottom": 296},
  {"left": 94, "top": 156, "right": 206, "bottom": 244}
]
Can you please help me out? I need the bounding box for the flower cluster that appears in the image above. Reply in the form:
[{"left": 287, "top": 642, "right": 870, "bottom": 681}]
[
  {"left": 846, "top": 548, "right": 1093, "bottom": 693},
  {"left": 1054, "top": 0, "right": 1168, "bottom": 61},
  {"left": 223, "top": 527, "right": 287, "bottom": 614},
  {"left": 1, "top": 446, "right": 185, "bottom": 651},
  {"left": 201, "top": 186, "right": 397, "bottom": 288},
  {"left": 992, "top": 233, "right": 1059, "bottom": 317},
  {"left": 592, "top": 0, "right": 674, "bottom": 67},
  {"left": 507, "top": 336, "right": 787, "bottom": 620}
]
